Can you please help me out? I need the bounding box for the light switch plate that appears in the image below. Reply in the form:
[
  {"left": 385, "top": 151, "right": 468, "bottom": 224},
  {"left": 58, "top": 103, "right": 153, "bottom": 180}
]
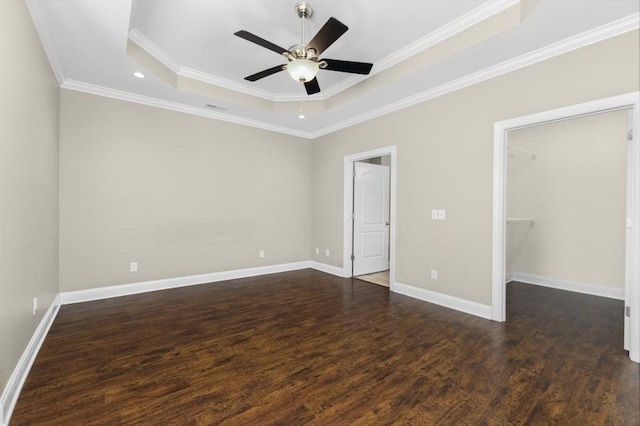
[
  {"left": 431, "top": 210, "right": 438, "bottom": 220},
  {"left": 431, "top": 269, "right": 438, "bottom": 280},
  {"left": 438, "top": 209, "right": 446, "bottom": 220}
]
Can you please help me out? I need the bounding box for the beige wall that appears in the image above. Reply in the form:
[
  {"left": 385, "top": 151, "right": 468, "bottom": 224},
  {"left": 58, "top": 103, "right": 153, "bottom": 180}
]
[
  {"left": 59, "top": 91, "right": 311, "bottom": 291},
  {"left": 507, "top": 110, "right": 628, "bottom": 288},
  {"left": 311, "top": 31, "right": 640, "bottom": 305},
  {"left": 0, "top": 1, "right": 59, "bottom": 393},
  {"left": 2, "top": 0, "right": 638, "bottom": 400}
]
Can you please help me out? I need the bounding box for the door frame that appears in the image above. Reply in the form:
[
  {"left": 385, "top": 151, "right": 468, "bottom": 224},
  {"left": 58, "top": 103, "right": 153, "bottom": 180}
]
[
  {"left": 491, "top": 92, "right": 640, "bottom": 363},
  {"left": 343, "top": 146, "right": 397, "bottom": 290}
]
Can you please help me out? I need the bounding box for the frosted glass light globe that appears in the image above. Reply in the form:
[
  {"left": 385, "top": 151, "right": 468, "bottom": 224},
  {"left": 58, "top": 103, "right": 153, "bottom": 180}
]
[{"left": 286, "top": 59, "right": 319, "bottom": 83}]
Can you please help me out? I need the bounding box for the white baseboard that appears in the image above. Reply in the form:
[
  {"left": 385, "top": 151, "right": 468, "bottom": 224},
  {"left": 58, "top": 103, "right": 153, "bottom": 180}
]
[
  {"left": 4, "top": 261, "right": 323, "bottom": 425},
  {"left": 510, "top": 272, "right": 624, "bottom": 300},
  {"left": 393, "top": 282, "right": 492, "bottom": 320},
  {"left": 60, "top": 261, "right": 311, "bottom": 304},
  {"left": 1, "top": 295, "right": 61, "bottom": 426},
  {"left": 3, "top": 264, "right": 498, "bottom": 426},
  {"left": 309, "top": 261, "right": 345, "bottom": 277},
  {"left": 505, "top": 273, "right": 514, "bottom": 283}
]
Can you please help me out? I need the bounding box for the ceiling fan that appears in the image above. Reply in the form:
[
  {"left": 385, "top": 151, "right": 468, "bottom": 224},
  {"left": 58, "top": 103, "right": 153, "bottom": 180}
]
[{"left": 234, "top": 2, "right": 373, "bottom": 95}]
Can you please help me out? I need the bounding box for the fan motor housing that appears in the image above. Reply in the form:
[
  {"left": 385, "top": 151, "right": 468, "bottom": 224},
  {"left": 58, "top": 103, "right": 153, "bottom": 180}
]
[{"left": 288, "top": 44, "right": 318, "bottom": 61}]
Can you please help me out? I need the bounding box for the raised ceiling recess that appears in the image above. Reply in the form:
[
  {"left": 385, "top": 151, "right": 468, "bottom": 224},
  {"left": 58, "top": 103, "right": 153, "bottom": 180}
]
[{"left": 24, "top": 0, "right": 640, "bottom": 137}]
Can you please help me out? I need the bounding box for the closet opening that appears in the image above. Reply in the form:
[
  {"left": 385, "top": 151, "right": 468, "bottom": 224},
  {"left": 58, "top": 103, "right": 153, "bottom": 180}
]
[{"left": 492, "top": 92, "right": 640, "bottom": 363}]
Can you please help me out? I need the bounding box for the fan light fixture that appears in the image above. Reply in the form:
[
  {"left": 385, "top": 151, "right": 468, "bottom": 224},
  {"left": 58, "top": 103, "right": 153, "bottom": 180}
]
[
  {"left": 234, "top": 1, "right": 373, "bottom": 95},
  {"left": 287, "top": 59, "right": 319, "bottom": 83}
]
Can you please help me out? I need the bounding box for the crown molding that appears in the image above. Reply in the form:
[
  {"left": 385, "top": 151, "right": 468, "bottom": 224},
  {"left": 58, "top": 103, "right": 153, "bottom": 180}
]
[
  {"left": 25, "top": 0, "right": 65, "bottom": 85},
  {"left": 272, "top": 91, "right": 325, "bottom": 102},
  {"left": 128, "top": 29, "right": 312, "bottom": 103},
  {"left": 128, "top": 28, "right": 181, "bottom": 73},
  {"left": 310, "top": 13, "right": 640, "bottom": 139},
  {"left": 178, "top": 66, "right": 308, "bottom": 102},
  {"left": 375, "top": 0, "right": 520, "bottom": 73},
  {"left": 179, "top": 66, "right": 275, "bottom": 100},
  {"left": 127, "top": 0, "right": 520, "bottom": 103},
  {"left": 60, "top": 79, "right": 314, "bottom": 139},
  {"left": 320, "top": 0, "right": 520, "bottom": 99},
  {"left": 60, "top": 13, "right": 638, "bottom": 140}
]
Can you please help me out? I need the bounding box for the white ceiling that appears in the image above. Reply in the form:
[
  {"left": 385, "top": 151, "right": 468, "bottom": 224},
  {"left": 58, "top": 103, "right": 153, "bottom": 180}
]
[{"left": 27, "top": 0, "right": 640, "bottom": 138}]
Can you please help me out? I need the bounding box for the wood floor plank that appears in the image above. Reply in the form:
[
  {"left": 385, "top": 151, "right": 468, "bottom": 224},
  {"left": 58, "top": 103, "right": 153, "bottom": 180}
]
[{"left": 10, "top": 270, "right": 639, "bottom": 424}]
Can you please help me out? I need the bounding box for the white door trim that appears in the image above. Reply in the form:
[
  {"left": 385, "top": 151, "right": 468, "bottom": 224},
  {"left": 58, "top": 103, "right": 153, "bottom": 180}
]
[
  {"left": 491, "top": 91, "right": 640, "bottom": 363},
  {"left": 343, "top": 146, "right": 397, "bottom": 291}
]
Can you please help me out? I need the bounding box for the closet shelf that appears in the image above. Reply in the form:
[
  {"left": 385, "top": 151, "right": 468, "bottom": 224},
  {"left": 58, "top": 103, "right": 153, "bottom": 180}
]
[{"left": 506, "top": 217, "right": 536, "bottom": 224}]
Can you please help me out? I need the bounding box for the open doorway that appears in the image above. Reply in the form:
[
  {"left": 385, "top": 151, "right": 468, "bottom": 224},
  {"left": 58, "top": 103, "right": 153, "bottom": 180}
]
[
  {"left": 506, "top": 109, "right": 628, "bottom": 344},
  {"left": 353, "top": 157, "right": 391, "bottom": 286},
  {"left": 492, "top": 92, "right": 640, "bottom": 363},
  {"left": 343, "top": 146, "right": 397, "bottom": 290}
]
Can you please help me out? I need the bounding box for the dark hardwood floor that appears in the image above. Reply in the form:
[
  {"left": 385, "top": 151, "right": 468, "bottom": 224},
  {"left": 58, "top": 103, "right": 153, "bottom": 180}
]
[{"left": 11, "top": 270, "right": 639, "bottom": 424}]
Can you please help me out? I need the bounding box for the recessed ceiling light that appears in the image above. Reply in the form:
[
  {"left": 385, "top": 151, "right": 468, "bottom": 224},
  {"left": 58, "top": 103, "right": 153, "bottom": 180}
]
[
  {"left": 133, "top": 72, "right": 145, "bottom": 79},
  {"left": 298, "top": 114, "right": 305, "bottom": 119}
]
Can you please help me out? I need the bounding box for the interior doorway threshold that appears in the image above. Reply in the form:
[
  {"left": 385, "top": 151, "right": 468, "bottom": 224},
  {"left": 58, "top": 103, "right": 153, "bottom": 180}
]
[{"left": 354, "top": 270, "right": 390, "bottom": 287}]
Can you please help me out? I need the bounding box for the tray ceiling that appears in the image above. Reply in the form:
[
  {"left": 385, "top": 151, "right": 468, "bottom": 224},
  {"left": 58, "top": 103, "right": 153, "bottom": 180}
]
[{"left": 26, "top": 0, "right": 640, "bottom": 138}]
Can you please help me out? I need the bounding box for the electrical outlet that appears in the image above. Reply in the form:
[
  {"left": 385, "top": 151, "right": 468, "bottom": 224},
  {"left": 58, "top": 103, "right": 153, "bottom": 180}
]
[
  {"left": 438, "top": 209, "right": 446, "bottom": 220},
  {"left": 325, "top": 249, "right": 330, "bottom": 257},
  {"left": 431, "top": 269, "right": 438, "bottom": 280},
  {"left": 315, "top": 247, "right": 319, "bottom": 254},
  {"left": 130, "top": 262, "right": 138, "bottom": 272},
  {"left": 259, "top": 250, "right": 265, "bottom": 258},
  {"left": 431, "top": 210, "right": 438, "bottom": 220},
  {"left": 33, "top": 297, "right": 38, "bottom": 315}
]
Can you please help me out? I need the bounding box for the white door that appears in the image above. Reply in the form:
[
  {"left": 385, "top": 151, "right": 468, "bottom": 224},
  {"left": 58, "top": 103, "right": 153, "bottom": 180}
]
[{"left": 353, "top": 162, "right": 390, "bottom": 276}]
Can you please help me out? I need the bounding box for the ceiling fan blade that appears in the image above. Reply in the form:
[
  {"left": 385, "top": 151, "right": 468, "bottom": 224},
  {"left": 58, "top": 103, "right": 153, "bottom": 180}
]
[
  {"left": 244, "top": 65, "right": 286, "bottom": 82},
  {"left": 304, "top": 78, "right": 321, "bottom": 95},
  {"left": 307, "top": 17, "right": 348, "bottom": 56},
  {"left": 234, "top": 30, "right": 289, "bottom": 56},
  {"left": 321, "top": 59, "right": 373, "bottom": 75}
]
